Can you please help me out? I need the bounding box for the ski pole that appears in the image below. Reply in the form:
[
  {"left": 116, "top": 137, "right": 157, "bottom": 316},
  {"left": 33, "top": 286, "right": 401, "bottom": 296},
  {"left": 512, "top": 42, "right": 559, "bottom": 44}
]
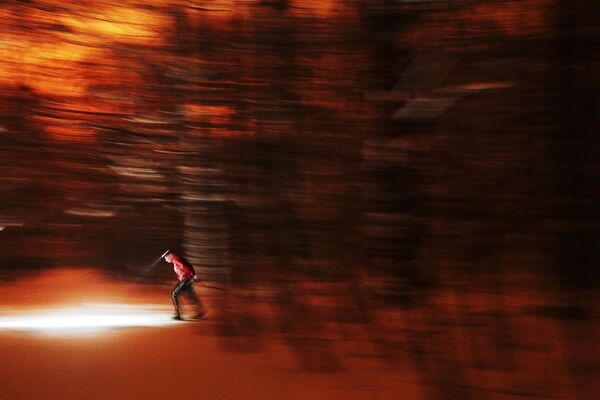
[
  {"left": 144, "top": 250, "right": 171, "bottom": 273},
  {"left": 193, "top": 276, "right": 224, "bottom": 291}
]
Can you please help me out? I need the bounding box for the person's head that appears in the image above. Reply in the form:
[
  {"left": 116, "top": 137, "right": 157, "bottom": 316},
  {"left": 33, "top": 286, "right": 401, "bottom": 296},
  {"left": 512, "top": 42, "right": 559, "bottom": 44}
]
[{"left": 162, "top": 250, "right": 174, "bottom": 263}]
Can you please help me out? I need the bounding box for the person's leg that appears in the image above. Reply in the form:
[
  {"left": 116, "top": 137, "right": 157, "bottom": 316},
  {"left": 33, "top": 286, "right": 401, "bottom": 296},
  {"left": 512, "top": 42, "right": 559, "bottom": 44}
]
[
  {"left": 186, "top": 284, "right": 205, "bottom": 317},
  {"left": 171, "top": 280, "right": 187, "bottom": 319}
]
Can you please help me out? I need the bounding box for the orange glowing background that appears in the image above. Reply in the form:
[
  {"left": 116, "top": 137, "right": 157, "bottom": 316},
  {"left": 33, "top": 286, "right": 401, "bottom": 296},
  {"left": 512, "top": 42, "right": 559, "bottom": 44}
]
[{"left": 0, "top": 0, "right": 552, "bottom": 141}]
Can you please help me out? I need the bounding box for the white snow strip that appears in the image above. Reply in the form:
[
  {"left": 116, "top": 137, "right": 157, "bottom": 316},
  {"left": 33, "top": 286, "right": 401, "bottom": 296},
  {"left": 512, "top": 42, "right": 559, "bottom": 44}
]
[{"left": 0, "top": 304, "right": 179, "bottom": 336}]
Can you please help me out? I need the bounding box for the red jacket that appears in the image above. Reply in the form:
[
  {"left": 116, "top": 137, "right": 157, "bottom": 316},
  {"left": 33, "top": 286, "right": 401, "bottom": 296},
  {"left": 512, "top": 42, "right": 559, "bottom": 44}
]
[{"left": 171, "top": 255, "right": 195, "bottom": 281}]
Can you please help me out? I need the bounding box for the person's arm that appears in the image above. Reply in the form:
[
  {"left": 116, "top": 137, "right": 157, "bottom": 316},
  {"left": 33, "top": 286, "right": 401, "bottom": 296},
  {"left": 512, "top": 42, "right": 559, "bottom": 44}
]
[{"left": 181, "top": 257, "right": 197, "bottom": 277}]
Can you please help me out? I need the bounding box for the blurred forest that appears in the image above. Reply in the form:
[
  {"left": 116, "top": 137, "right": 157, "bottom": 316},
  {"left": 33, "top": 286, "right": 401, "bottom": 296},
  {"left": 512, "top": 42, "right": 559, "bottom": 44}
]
[{"left": 0, "top": 0, "right": 598, "bottom": 398}]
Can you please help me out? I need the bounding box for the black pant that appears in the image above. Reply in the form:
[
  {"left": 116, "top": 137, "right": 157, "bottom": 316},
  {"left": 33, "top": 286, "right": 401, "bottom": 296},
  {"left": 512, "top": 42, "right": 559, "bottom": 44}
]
[{"left": 171, "top": 279, "right": 204, "bottom": 317}]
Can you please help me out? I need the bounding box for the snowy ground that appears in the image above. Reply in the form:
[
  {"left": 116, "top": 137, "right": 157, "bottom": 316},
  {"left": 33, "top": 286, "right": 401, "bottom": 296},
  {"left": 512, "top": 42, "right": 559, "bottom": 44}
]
[
  {"left": 3, "top": 268, "right": 596, "bottom": 399},
  {"left": 0, "top": 269, "right": 420, "bottom": 400}
]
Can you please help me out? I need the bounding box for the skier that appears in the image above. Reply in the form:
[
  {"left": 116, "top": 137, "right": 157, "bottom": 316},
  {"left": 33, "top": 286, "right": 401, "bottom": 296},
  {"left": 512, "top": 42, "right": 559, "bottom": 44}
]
[{"left": 162, "top": 250, "right": 205, "bottom": 320}]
